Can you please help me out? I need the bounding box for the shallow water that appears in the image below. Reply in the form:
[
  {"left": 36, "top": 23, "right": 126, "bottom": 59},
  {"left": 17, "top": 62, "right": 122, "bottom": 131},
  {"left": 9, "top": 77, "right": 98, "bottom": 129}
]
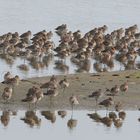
[
  {"left": 0, "top": 0, "right": 140, "bottom": 81},
  {"left": 0, "top": 110, "right": 140, "bottom": 140}
]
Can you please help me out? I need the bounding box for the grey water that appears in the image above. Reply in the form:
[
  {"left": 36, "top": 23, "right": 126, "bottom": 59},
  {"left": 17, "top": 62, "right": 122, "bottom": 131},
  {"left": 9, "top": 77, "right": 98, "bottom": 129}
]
[
  {"left": 0, "top": 0, "right": 140, "bottom": 81},
  {"left": 0, "top": 110, "right": 140, "bottom": 140}
]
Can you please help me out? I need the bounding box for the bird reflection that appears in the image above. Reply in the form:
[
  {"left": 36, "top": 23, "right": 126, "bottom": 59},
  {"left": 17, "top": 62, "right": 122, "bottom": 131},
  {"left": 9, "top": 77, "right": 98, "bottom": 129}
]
[
  {"left": 113, "top": 118, "right": 123, "bottom": 128},
  {"left": 100, "top": 116, "right": 113, "bottom": 127},
  {"left": 87, "top": 111, "right": 113, "bottom": 127},
  {"left": 0, "top": 110, "right": 17, "bottom": 127},
  {"left": 87, "top": 112, "right": 101, "bottom": 122},
  {"left": 41, "top": 111, "right": 56, "bottom": 123},
  {"left": 42, "top": 54, "right": 53, "bottom": 67},
  {"left": 67, "top": 118, "right": 77, "bottom": 130},
  {"left": 87, "top": 110, "right": 125, "bottom": 128},
  {"left": 0, "top": 110, "right": 10, "bottom": 127},
  {"left": 0, "top": 54, "right": 14, "bottom": 65},
  {"left": 76, "top": 59, "right": 91, "bottom": 73},
  {"left": 54, "top": 60, "right": 69, "bottom": 73},
  {"left": 118, "top": 111, "right": 126, "bottom": 120},
  {"left": 20, "top": 111, "right": 41, "bottom": 127}
]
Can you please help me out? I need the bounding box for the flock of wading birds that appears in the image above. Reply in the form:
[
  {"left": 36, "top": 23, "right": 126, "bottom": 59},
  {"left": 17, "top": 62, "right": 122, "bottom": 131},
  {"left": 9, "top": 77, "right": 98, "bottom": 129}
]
[
  {"left": 0, "top": 24, "right": 140, "bottom": 128},
  {"left": 0, "top": 24, "right": 140, "bottom": 73}
]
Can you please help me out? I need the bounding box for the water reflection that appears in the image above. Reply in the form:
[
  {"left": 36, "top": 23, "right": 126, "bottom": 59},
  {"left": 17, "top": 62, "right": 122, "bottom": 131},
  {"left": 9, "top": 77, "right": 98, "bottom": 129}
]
[
  {"left": 0, "top": 109, "right": 139, "bottom": 129},
  {"left": 0, "top": 110, "right": 17, "bottom": 127},
  {"left": 87, "top": 110, "right": 125, "bottom": 128},
  {"left": 41, "top": 111, "right": 56, "bottom": 123},
  {"left": 0, "top": 109, "right": 140, "bottom": 140},
  {"left": 21, "top": 111, "right": 41, "bottom": 128}
]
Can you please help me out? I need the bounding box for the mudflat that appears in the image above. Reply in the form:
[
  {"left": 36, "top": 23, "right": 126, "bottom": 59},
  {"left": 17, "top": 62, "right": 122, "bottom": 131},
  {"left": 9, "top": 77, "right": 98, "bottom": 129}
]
[{"left": 0, "top": 70, "right": 140, "bottom": 110}]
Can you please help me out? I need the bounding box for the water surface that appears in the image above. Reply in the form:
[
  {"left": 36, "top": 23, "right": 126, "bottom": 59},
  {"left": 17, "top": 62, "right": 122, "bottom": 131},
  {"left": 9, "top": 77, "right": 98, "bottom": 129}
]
[{"left": 0, "top": 110, "right": 140, "bottom": 140}]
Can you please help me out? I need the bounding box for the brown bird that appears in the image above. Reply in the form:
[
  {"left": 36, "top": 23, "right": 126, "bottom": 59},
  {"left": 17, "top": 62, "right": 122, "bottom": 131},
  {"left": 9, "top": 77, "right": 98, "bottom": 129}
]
[
  {"left": 2, "top": 87, "right": 13, "bottom": 103},
  {"left": 43, "top": 87, "right": 59, "bottom": 99},
  {"left": 115, "top": 101, "right": 123, "bottom": 112},
  {"left": 59, "top": 78, "right": 69, "bottom": 93},
  {"left": 3, "top": 71, "right": 13, "bottom": 82},
  {"left": 40, "top": 75, "right": 58, "bottom": 90},
  {"left": 69, "top": 95, "right": 79, "bottom": 117},
  {"left": 7, "top": 75, "right": 20, "bottom": 86},
  {"left": 40, "top": 80, "right": 57, "bottom": 89},
  {"left": 120, "top": 82, "right": 128, "bottom": 94},
  {"left": 106, "top": 85, "right": 120, "bottom": 99},
  {"left": 99, "top": 97, "right": 114, "bottom": 111},
  {"left": 89, "top": 89, "right": 104, "bottom": 107},
  {"left": 69, "top": 95, "right": 79, "bottom": 107},
  {"left": 21, "top": 94, "right": 38, "bottom": 108},
  {"left": 22, "top": 86, "right": 44, "bottom": 108}
]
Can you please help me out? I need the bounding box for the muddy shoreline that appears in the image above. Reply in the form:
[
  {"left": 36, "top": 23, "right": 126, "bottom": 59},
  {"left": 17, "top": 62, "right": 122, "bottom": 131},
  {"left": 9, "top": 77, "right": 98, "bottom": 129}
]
[{"left": 0, "top": 70, "right": 140, "bottom": 111}]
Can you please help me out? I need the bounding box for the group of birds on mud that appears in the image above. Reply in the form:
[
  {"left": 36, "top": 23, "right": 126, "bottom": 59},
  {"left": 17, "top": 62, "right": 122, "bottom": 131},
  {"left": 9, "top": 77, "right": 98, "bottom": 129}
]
[
  {"left": 1, "top": 72, "right": 128, "bottom": 129},
  {"left": 1, "top": 71, "right": 128, "bottom": 109},
  {"left": 0, "top": 24, "right": 140, "bottom": 73},
  {"left": 1, "top": 71, "right": 140, "bottom": 129}
]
